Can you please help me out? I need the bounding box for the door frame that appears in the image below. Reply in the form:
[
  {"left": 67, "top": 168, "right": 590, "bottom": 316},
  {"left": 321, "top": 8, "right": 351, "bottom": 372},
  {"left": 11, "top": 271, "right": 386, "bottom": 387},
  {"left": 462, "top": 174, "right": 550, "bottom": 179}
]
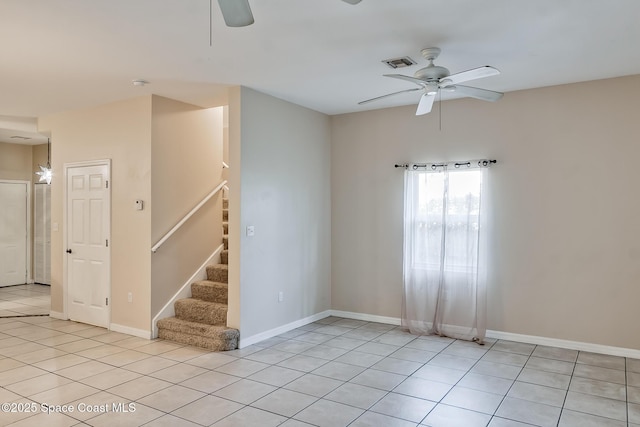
[
  {"left": 0, "top": 179, "right": 31, "bottom": 286},
  {"left": 62, "top": 159, "right": 111, "bottom": 326},
  {"left": 33, "top": 183, "right": 51, "bottom": 285}
]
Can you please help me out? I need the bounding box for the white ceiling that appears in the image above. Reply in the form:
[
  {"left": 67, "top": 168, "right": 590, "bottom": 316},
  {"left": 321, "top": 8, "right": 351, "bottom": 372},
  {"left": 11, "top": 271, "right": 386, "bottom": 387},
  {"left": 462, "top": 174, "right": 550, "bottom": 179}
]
[{"left": 1, "top": 0, "right": 640, "bottom": 143}]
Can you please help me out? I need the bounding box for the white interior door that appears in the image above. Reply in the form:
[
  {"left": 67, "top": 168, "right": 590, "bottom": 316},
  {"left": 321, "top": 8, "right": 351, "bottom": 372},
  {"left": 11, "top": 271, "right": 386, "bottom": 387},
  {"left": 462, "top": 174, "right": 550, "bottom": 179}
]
[
  {"left": 66, "top": 163, "right": 110, "bottom": 327},
  {"left": 0, "top": 181, "right": 28, "bottom": 287}
]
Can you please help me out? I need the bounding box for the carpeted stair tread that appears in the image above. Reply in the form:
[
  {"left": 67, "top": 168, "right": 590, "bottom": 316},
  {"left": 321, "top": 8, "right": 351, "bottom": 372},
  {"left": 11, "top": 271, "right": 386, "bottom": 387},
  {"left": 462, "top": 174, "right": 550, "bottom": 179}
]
[
  {"left": 191, "top": 280, "right": 228, "bottom": 303},
  {"left": 157, "top": 318, "right": 238, "bottom": 351},
  {"left": 175, "top": 298, "right": 228, "bottom": 325},
  {"left": 156, "top": 194, "right": 236, "bottom": 351},
  {"left": 207, "top": 264, "right": 228, "bottom": 283}
]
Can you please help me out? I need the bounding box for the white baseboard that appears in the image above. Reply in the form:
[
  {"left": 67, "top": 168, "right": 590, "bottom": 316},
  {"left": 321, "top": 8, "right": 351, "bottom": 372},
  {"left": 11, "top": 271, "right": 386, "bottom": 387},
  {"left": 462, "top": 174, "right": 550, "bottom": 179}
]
[
  {"left": 327, "top": 310, "right": 640, "bottom": 359},
  {"left": 151, "top": 244, "right": 225, "bottom": 338},
  {"left": 49, "top": 310, "right": 67, "bottom": 320},
  {"left": 110, "top": 323, "right": 152, "bottom": 340},
  {"left": 49, "top": 311, "right": 150, "bottom": 340},
  {"left": 330, "top": 310, "right": 401, "bottom": 326},
  {"left": 239, "top": 310, "right": 332, "bottom": 348},
  {"left": 485, "top": 329, "right": 640, "bottom": 359}
]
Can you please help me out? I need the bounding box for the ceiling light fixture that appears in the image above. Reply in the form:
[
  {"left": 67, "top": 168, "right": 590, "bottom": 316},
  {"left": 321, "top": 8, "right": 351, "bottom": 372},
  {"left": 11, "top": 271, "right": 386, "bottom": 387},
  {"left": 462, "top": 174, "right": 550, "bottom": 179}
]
[
  {"left": 132, "top": 79, "right": 149, "bottom": 87},
  {"left": 36, "top": 138, "right": 52, "bottom": 185}
]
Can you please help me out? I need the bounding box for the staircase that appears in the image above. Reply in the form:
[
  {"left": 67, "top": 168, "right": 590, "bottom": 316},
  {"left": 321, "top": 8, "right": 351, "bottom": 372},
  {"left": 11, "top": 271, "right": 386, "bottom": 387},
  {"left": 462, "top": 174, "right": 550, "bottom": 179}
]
[{"left": 156, "top": 198, "right": 239, "bottom": 351}]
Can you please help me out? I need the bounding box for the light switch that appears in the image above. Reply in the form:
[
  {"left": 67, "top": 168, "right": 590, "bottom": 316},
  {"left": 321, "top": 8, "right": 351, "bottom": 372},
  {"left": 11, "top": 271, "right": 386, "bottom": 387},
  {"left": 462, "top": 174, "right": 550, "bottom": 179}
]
[{"left": 246, "top": 225, "right": 255, "bottom": 237}]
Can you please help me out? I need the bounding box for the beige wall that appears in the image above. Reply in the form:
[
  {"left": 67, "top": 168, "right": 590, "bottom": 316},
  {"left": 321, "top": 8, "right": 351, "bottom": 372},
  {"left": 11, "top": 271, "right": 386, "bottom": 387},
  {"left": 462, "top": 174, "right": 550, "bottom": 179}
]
[
  {"left": 31, "top": 143, "right": 49, "bottom": 177},
  {"left": 331, "top": 74, "right": 640, "bottom": 350},
  {"left": 39, "top": 94, "right": 225, "bottom": 334},
  {"left": 0, "top": 142, "right": 33, "bottom": 181},
  {"left": 39, "top": 96, "right": 153, "bottom": 332},
  {"left": 150, "top": 96, "right": 224, "bottom": 317},
  {"left": 229, "top": 87, "right": 332, "bottom": 341},
  {"left": 227, "top": 88, "right": 241, "bottom": 330}
]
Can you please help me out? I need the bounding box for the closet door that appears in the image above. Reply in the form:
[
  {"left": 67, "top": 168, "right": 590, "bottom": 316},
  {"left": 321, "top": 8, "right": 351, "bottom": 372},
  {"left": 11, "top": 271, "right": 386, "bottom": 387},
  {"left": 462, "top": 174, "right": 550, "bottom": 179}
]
[
  {"left": 0, "top": 181, "right": 28, "bottom": 287},
  {"left": 34, "top": 184, "right": 51, "bottom": 285}
]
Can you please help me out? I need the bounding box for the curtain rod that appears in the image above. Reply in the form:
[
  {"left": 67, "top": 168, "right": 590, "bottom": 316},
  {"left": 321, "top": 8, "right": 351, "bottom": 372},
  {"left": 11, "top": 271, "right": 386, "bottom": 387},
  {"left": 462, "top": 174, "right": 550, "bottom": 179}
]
[{"left": 395, "top": 159, "right": 497, "bottom": 170}]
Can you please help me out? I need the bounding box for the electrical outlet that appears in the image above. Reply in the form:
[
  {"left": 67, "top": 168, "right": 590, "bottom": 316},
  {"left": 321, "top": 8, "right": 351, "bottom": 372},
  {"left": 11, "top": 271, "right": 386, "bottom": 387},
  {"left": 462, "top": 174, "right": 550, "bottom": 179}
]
[
  {"left": 278, "top": 291, "right": 284, "bottom": 302},
  {"left": 246, "top": 226, "right": 255, "bottom": 237},
  {"left": 128, "top": 292, "right": 133, "bottom": 303}
]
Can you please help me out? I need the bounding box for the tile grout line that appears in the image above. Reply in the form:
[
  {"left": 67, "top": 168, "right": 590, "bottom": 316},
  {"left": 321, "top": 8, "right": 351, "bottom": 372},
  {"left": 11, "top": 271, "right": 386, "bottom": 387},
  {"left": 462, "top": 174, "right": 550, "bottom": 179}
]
[{"left": 0, "top": 314, "right": 637, "bottom": 427}]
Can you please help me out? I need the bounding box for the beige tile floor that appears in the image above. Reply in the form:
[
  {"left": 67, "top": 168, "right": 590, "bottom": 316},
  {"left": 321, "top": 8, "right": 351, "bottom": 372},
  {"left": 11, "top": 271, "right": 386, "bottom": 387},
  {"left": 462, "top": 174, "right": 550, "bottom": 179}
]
[
  {"left": 0, "top": 285, "right": 50, "bottom": 317},
  {"left": 0, "top": 314, "right": 638, "bottom": 426}
]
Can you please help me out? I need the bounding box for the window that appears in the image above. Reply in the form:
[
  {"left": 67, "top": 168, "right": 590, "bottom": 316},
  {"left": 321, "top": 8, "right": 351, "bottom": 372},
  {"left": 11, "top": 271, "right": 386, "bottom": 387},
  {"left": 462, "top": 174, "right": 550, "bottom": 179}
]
[
  {"left": 412, "top": 169, "right": 482, "bottom": 273},
  {"left": 402, "top": 162, "right": 490, "bottom": 342}
]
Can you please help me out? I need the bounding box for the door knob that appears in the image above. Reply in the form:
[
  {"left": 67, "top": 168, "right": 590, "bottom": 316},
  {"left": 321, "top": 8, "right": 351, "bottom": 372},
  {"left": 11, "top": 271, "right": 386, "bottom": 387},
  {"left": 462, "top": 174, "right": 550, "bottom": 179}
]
[{"left": 66, "top": 249, "right": 72, "bottom": 254}]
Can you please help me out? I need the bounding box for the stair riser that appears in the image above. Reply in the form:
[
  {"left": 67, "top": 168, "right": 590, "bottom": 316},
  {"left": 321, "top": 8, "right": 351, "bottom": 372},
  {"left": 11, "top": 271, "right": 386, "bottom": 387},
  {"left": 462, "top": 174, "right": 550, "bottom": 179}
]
[
  {"left": 175, "top": 301, "right": 227, "bottom": 325},
  {"left": 223, "top": 223, "right": 228, "bottom": 234},
  {"left": 220, "top": 250, "right": 228, "bottom": 265},
  {"left": 157, "top": 317, "right": 238, "bottom": 338},
  {"left": 223, "top": 236, "right": 228, "bottom": 250},
  {"left": 158, "top": 329, "right": 237, "bottom": 351},
  {"left": 223, "top": 198, "right": 228, "bottom": 209},
  {"left": 223, "top": 209, "right": 228, "bottom": 221},
  {"left": 207, "top": 266, "right": 228, "bottom": 283},
  {"left": 191, "top": 282, "right": 228, "bottom": 304}
]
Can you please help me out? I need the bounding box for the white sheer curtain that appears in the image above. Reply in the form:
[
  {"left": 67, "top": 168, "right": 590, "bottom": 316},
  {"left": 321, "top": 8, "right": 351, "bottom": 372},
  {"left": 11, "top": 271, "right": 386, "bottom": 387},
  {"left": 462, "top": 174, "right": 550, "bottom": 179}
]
[{"left": 401, "top": 163, "right": 489, "bottom": 343}]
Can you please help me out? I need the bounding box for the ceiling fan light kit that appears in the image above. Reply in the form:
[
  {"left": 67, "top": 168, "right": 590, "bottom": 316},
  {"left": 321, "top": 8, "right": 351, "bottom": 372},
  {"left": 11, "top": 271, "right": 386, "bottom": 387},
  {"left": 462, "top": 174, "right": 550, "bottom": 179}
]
[{"left": 360, "top": 47, "right": 504, "bottom": 115}]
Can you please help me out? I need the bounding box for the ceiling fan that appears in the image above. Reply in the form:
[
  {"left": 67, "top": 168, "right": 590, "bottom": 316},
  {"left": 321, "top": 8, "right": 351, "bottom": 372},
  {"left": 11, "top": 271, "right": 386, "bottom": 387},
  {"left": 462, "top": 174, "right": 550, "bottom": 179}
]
[
  {"left": 217, "top": 0, "right": 362, "bottom": 27},
  {"left": 359, "top": 47, "right": 503, "bottom": 115}
]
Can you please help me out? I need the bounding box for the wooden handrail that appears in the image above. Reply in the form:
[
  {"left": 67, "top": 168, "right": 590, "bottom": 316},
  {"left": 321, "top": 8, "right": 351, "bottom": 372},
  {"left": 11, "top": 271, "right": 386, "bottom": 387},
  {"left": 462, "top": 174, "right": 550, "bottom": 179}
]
[{"left": 151, "top": 179, "right": 227, "bottom": 253}]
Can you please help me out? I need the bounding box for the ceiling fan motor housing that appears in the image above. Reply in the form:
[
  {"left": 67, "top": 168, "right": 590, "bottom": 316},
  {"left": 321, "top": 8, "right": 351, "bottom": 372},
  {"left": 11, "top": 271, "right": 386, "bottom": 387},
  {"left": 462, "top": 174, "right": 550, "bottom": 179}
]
[
  {"left": 414, "top": 65, "right": 450, "bottom": 81},
  {"left": 414, "top": 47, "right": 450, "bottom": 81}
]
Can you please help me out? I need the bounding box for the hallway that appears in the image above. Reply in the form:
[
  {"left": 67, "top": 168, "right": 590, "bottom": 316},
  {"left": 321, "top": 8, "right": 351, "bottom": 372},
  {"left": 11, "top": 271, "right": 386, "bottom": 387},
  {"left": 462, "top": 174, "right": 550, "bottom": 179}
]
[{"left": 0, "top": 284, "right": 50, "bottom": 317}]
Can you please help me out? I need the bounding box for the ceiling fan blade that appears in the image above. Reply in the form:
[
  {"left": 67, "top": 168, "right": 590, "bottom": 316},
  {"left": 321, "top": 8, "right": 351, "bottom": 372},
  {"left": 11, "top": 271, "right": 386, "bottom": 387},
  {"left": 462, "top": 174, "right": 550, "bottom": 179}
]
[
  {"left": 384, "top": 74, "right": 428, "bottom": 87},
  {"left": 416, "top": 93, "right": 436, "bottom": 115},
  {"left": 218, "top": 0, "right": 254, "bottom": 27},
  {"left": 440, "top": 66, "right": 500, "bottom": 86},
  {"left": 452, "top": 85, "right": 504, "bottom": 102},
  {"left": 342, "top": 0, "right": 362, "bottom": 3},
  {"left": 358, "top": 88, "right": 420, "bottom": 105}
]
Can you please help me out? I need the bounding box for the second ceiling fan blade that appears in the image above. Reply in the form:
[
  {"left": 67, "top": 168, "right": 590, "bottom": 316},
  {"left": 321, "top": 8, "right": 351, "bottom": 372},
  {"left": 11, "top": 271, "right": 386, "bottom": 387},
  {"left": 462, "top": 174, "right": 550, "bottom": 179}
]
[
  {"left": 384, "top": 74, "right": 428, "bottom": 87},
  {"left": 441, "top": 66, "right": 500, "bottom": 86},
  {"left": 218, "top": 0, "right": 254, "bottom": 27},
  {"left": 416, "top": 93, "right": 436, "bottom": 115},
  {"left": 358, "top": 88, "right": 421, "bottom": 105},
  {"left": 217, "top": 0, "right": 360, "bottom": 28},
  {"left": 453, "top": 85, "right": 504, "bottom": 101}
]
